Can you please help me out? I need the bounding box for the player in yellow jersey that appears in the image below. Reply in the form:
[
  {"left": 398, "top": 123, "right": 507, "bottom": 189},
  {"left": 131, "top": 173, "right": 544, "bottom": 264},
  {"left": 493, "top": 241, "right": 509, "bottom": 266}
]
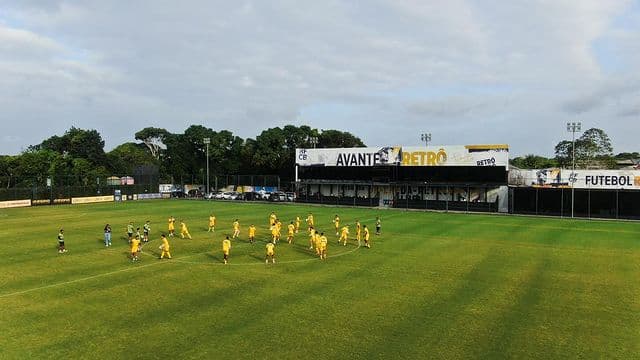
[
  {"left": 232, "top": 219, "right": 240, "bottom": 239},
  {"left": 180, "top": 220, "right": 192, "bottom": 239},
  {"left": 168, "top": 216, "right": 176, "bottom": 237},
  {"left": 248, "top": 224, "right": 257, "bottom": 244},
  {"left": 295, "top": 216, "right": 301, "bottom": 233},
  {"left": 271, "top": 223, "right": 278, "bottom": 243},
  {"left": 319, "top": 232, "right": 328, "bottom": 260},
  {"left": 130, "top": 235, "right": 141, "bottom": 262},
  {"left": 333, "top": 215, "right": 340, "bottom": 236},
  {"left": 308, "top": 226, "right": 316, "bottom": 250},
  {"left": 159, "top": 234, "right": 172, "bottom": 259},
  {"left": 306, "top": 213, "right": 314, "bottom": 231},
  {"left": 208, "top": 214, "right": 216, "bottom": 232},
  {"left": 222, "top": 236, "right": 231, "bottom": 264},
  {"left": 269, "top": 212, "right": 277, "bottom": 228},
  {"left": 265, "top": 241, "right": 275, "bottom": 264},
  {"left": 287, "top": 222, "right": 295, "bottom": 244},
  {"left": 339, "top": 225, "right": 349, "bottom": 246},
  {"left": 363, "top": 225, "right": 370, "bottom": 248},
  {"left": 314, "top": 231, "right": 322, "bottom": 255},
  {"left": 355, "top": 220, "right": 362, "bottom": 246},
  {"left": 275, "top": 220, "right": 282, "bottom": 243}
]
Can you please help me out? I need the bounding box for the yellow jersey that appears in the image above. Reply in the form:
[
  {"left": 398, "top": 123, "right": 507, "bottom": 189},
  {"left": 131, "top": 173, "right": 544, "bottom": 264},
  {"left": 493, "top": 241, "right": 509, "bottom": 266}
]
[
  {"left": 161, "top": 237, "right": 170, "bottom": 250},
  {"left": 222, "top": 239, "right": 231, "bottom": 252},
  {"left": 269, "top": 213, "right": 277, "bottom": 226},
  {"left": 233, "top": 221, "right": 240, "bottom": 231},
  {"left": 356, "top": 222, "right": 361, "bottom": 235},
  {"left": 287, "top": 224, "right": 295, "bottom": 235},
  {"left": 249, "top": 226, "right": 256, "bottom": 237},
  {"left": 333, "top": 216, "right": 340, "bottom": 228},
  {"left": 306, "top": 215, "right": 314, "bottom": 226},
  {"left": 131, "top": 238, "right": 140, "bottom": 252},
  {"left": 168, "top": 218, "right": 175, "bottom": 230},
  {"left": 364, "top": 228, "right": 370, "bottom": 241},
  {"left": 180, "top": 222, "right": 188, "bottom": 231},
  {"left": 319, "top": 236, "right": 328, "bottom": 250},
  {"left": 266, "top": 243, "right": 275, "bottom": 255},
  {"left": 209, "top": 216, "right": 216, "bottom": 227},
  {"left": 340, "top": 226, "right": 349, "bottom": 238}
]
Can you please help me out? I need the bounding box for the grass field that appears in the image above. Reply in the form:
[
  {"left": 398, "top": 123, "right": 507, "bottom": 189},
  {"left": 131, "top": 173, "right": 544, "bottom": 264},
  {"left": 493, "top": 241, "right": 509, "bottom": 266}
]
[{"left": 1, "top": 200, "right": 639, "bottom": 359}]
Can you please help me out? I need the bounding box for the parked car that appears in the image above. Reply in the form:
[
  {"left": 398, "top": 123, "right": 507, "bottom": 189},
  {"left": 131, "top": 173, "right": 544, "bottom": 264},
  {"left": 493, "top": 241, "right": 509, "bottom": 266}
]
[
  {"left": 187, "top": 189, "right": 203, "bottom": 198},
  {"left": 269, "top": 192, "right": 287, "bottom": 202},
  {"left": 285, "top": 192, "right": 296, "bottom": 202},
  {"left": 170, "top": 190, "right": 186, "bottom": 198},
  {"left": 221, "top": 191, "right": 239, "bottom": 200}
]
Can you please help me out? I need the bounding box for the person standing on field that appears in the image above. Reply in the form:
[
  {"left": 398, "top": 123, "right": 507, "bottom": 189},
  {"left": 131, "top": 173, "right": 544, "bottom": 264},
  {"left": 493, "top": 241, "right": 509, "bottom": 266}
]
[
  {"left": 265, "top": 241, "right": 275, "bottom": 264},
  {"left": 57, "top": 229, "right": 67, "bottom": 253},
  {"left": 159, "top": 234, "right": 171, "bottom": 259},
  {"left": 180, "top": 220, "right": 192, "bottom": 239},
  {"left": 143, "top": 221, "right": 151, "bottom": 243},
  {"left": 375, "top": 217, "right": 381, "bottom": 235},
  {"left": 363, "top": 225, "right": 371, "bottom": 248},
  {"left": 222, "top": 236, "right": 232, "bottom": 264},
  {"left": 104, "top": 224, "right": 112, "bottom": 247}
]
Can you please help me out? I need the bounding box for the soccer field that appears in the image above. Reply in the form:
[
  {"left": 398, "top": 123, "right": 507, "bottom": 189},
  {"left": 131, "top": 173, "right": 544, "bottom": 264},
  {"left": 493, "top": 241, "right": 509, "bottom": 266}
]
[{"left": 1, "top": 200, "right": 639, "bottom": 359}]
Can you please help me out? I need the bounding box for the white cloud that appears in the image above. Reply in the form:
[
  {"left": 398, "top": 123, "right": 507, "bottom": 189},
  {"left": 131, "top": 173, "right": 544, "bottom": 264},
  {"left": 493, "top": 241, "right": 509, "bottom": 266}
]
[{"left": 0, "top": 0, "right": 638, "bottom": 156}]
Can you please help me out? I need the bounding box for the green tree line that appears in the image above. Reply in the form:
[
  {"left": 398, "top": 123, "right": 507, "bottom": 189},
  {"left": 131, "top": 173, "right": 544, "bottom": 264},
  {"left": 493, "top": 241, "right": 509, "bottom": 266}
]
[
  {"left": 0, "top": 125, "right": 365, "bottom": 189},
  {"left": 510, "top": 127, "right": 638, "bottom": 169}
]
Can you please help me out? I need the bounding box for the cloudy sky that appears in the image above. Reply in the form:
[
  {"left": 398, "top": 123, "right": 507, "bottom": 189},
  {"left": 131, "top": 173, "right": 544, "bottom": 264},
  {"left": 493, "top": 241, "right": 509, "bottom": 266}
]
[{"left": 1, "top": 1, "right": 639, "bottom": 157}]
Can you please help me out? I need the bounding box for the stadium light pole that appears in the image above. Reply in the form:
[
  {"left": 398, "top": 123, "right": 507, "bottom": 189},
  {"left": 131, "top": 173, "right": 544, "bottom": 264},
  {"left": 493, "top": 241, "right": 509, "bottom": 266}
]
[
  {"left": 421, "top": 133, "right": 431, "bottom": 147},
  {"left": 203, "top": 137, "right": 210, "bottom": 194},
  {"left": 566, "top": 122, "right": 581, "bottom": 218},
  {"left": 308, "top": 136, "right": 318, "bottom": 149}
]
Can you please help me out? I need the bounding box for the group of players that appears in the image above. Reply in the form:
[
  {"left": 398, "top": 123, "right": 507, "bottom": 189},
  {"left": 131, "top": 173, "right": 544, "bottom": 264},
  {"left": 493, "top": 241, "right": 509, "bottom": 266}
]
[{"left": 57, "top": 210, "right": 382, "bottom": 265}]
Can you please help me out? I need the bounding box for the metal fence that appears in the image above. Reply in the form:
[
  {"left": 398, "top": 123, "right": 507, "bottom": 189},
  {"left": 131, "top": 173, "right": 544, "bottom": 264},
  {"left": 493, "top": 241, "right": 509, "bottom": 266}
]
[
  {"left": 0, "top": 174, "right": 282, "bottom": 201},
  {"left": 509, "top": 187, "right": 640, "bottom": 220}
]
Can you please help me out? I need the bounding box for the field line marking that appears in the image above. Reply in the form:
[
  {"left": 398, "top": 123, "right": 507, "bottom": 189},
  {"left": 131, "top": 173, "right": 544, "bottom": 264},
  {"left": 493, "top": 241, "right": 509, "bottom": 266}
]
[{"left": 0, "top": 252, "right": 199, "bottom": 299}]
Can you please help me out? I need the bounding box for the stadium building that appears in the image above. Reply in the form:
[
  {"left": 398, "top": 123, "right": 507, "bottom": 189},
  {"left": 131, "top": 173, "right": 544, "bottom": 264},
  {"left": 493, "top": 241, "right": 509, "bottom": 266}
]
[{"left": 295, "top": 145, "right": 510, "bottom": 213}]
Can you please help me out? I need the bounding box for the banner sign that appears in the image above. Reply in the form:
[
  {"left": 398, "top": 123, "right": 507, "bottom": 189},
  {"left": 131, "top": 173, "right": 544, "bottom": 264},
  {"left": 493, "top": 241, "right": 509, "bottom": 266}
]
[
  {"left": 0, "top": 199, "right": 31, "bottom": 208},
  {"left": 401, "top": 145, "right": 509, "bottom": 167},
  {"left": 136, "top": 193, "right": 163, "bottom": 200},
  {"left": 509, "top": 168, "right": 640, "bottom": 190},
  {"left": 296, "top": 145, "right": 508, "bottom": 168},
  {"left": 71, "top": 195, "right": 115, "bottom": 204},
  {"left": 296, "top": 147, "right": 402, "bottom": 167}
]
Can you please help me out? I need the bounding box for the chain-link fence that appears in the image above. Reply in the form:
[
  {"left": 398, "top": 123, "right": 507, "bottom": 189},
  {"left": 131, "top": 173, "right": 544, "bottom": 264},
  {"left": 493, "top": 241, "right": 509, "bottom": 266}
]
[{"left": 0, "top": 174, "right": 282, "bottom": 202}]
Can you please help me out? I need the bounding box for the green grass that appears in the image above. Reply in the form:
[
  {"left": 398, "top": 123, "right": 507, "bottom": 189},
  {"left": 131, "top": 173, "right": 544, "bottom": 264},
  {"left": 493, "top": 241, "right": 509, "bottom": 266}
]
[{"left": 1, "top": 200, "right": 639, "bottom": 359}]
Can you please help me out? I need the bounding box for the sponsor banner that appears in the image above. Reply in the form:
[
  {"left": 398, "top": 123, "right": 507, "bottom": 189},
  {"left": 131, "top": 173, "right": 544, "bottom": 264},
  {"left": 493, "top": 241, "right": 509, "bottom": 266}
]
[
  {"left": 509, "top": 168, "right": 640, "bottom": 190},
  {"left": 296, "top": 147, "right": 402, "bottom": 167},
  {"left": 159, "top": 184, "right": 177, "bottom": 193},
  {"left": 401, "top": 145, "right": 509, "bottom": 167},
  {"left": 0, "top": 199, "right": 31, "bottom": 208},
  {"left": 137, "top": 193, "right": 163, "bottom": 200},
  {"left": 296, "top": 145, "right": 508, "bottom": 167},
  {"left": 54, "top": 198, "right": 71, "bottom": 205},
  {"left": 71, "top": 195, "right": 115, "bottom": 204},
  {"left": 32, "top": 199, "right": 51, "bottom": 206},
  {"left": 162, "top": 193, "right": 171, "bottom": 199}
]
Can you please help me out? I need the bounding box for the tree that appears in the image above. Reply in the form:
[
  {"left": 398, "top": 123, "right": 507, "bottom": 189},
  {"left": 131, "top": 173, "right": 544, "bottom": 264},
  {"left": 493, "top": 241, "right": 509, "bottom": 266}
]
[
  {"left": 135, "top": 127, "right": 169, "bottom": 160},
  {"left": 510, "top": 155, "right": 557, "bottom": 169},
  {"left": 318, "top": 129, "right": 365, "bottom": 148},
  {"left": 554, "top": 128, "right": 615, "bottom": 169},
  {"left": 107, "top": 143, "right": 158, "bottom": 175},
  {"left": 38, "top": 127, "right": 108, "bottom": 167}
]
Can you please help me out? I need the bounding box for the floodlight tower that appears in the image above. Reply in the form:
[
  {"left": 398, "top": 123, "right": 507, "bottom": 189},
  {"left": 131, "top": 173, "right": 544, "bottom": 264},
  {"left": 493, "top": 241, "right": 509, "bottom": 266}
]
[
  {"left": 203, "top": 137, "right": 210, "bottom": 194},
  {"left": 566, "top": 122, "right": 581, "bottom": 218},
  {"left": 421, "top": 133, "right": 431, "bottom": 147}
]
